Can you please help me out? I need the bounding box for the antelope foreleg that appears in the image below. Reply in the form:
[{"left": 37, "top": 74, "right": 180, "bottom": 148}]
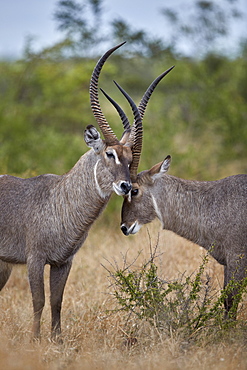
[{"left": 50, "top": 259, "right": 72, "bottom": 342}]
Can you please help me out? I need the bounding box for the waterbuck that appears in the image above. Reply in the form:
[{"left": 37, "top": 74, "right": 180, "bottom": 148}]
[
  {"left": 103, "top": 76, "right": 247, "bottom": 317},
  {"left": 0, "top": 42, "right": 146, "bottom": 342},
  {"left": 120, "top": 155, "right": 247, "bottom": 316},
  {"left": 0, "top": 42, "right": 173, "bottom": 341}
]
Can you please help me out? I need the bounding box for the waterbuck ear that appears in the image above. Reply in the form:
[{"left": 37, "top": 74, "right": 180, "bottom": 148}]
[
  {"left": 149, "top": 155, "right": 171, "bottom": 180},
  {"left": 120, "top": 129, "right": 131, "bottom": 145},
  {"left": 160, "top": 155, "right": 171, "bottom": 173},
  {"left": 84, "top": 125, "right": 104, "bottom": 153}
]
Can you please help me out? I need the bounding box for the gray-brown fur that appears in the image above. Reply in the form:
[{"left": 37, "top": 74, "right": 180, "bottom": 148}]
[
  {"left": 0, "top": 128, "right": 133, "bottom": 341},
  {"left": 121, "top": 156, "right": 247, "bottom": 315}
]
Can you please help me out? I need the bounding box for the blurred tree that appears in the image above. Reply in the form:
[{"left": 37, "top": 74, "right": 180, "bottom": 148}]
[
  {"left": 161, "top": 0, "right": 243, "bottom": 57},
  {"left": 111, "top": 18, "right": 168, "bottom": 57},
  {"left": 53, "top": 0, "right": 167, "bottom": 57},
  {"left": 53, "top": 0, "right": 104, "bottom": 56},
  {"left": 53, "top": 0, "right": 245, "bottom": 58}
]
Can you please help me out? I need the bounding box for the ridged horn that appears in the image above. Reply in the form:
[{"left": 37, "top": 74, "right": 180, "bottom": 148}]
[
  {"left": 129, "top": 66, "right": 175, "bottom": 180},
  {"left": 113, "top": 81, "right": 143, "bottom": 182},
  {"left": 100, "top": 66, "right": 175, "bottom": 181},
  {"left": 138, "top": 66, "right": 175, "bottom": 119},
  {"left": 89, "top": 42, "right": 126, "bottom": 145},
  {"left": 100, "top": 88, "right": 131, "bottom": 132}
]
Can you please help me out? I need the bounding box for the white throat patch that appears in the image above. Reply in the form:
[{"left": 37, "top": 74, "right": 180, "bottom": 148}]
[
  {"left": 151, "top": 194, "right": 164, "bottom": 227},
  {"left": 94, "top": 159, "right": 108, "bottom": 199}
]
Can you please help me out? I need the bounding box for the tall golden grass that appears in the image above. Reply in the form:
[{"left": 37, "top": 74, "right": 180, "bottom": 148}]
[{"left": 0, "top": 217, "right": 246, "bottom": 370}]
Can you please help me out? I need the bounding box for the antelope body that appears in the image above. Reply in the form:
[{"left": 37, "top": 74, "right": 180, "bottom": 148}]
[
  {"left": 0, "top": 43, "right": 144, "bottom": 341},
  {"left": 121, "top": 156, "right": 247, "bottom": 315},
  {"left": 101, "top": 59, "right": 247, "bottom": 315},
  {"left": 0, "top": 41, "right": 171, "bottom": 341}
]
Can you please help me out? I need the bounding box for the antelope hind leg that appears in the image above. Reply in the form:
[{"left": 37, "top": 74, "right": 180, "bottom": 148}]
[
  {"left": 223, "top": 256, "right": 247, "bottom": 319},
  {"left": 27, "top": 257, "right": 46, "bottom": 341}
]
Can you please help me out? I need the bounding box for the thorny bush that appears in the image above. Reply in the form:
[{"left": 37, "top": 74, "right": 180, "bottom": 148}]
[{"left": 103, "top": 235, "right": 247, "bottom": 344}]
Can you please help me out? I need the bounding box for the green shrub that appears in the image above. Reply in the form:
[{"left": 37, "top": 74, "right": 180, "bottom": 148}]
[{"left": 104, "top": 242, "right": 247, "bottom": 343}]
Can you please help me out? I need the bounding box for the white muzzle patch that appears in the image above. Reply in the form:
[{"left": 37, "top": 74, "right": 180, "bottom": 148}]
[
  {"left": 113, "top": 182, "right": 124, "bottom": 196},
  {"left": 130, "top": 221, "right": 142, "bottom": 234},
  {"left": 113, "top": 181, "right": 131, "bottom": 196},
  {"left": 121, "top": 221, "right": 142, "bottom": 236}
]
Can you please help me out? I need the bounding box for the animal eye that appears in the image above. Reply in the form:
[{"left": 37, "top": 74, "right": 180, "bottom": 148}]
[
  {"left": 131, "top": 189, "right": 139, "bottom": 196},
  {"left": 106, "top": 151, "right": 115, "bottom": 159}
]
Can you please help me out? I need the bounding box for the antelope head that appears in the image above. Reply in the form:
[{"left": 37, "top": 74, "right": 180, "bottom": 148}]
[
  {"left": 100, "top": 63, "right": 174, "bottom": 233},
  {"left": 85, "top": 42, "right": 143, "bottom": 197},
  {"left": 120, "top": 155, "right": 172, "bottom": 235}
]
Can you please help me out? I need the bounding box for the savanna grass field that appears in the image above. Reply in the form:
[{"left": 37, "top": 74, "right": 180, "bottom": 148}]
[
  {"left": 1, "top": 220, "right": 247, "bottom": 370},
  {"left": 0, "top": 37, "right": 247, "bottom": 369}
]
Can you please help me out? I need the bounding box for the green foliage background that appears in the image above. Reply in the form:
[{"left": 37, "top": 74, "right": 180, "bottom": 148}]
[{"left": 0, "top": 44, "right": 246, "bottom": 218}]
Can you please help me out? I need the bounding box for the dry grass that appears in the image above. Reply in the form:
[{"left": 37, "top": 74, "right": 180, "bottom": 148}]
[{"left": 1, "top": 218, "right": 247, "bottom": 370}]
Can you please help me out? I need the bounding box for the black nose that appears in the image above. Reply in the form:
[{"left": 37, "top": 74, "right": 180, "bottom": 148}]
[
  {"left": 121, "top": 225, "right": 128, "bottom": 235},
  {"left": 121, "top": 182, "right": 132, "bottom": 195}
]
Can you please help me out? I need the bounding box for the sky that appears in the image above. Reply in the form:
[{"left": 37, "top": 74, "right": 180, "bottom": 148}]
[{"left": 0, "top": 0, "right": 246, "bottom": 59}]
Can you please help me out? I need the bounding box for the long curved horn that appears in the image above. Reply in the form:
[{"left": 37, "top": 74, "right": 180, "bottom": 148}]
[
  {"left": 89, "top": 42, "right": 126, "bottom": 145},
  {"left": 129, "top": 66, "right": 175, "bottom": 180},
  {"left": 100, "top": 66, "right": 175, "bottom": 180},
  {"left": 138, "top": 66, "right": 175, "bottom": 119},
  {"left": 100, "top": 88, "right": 131, "bottom": 132},
  {"left": 113, "top": 81, "right": 143, "bottom": 182}
]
